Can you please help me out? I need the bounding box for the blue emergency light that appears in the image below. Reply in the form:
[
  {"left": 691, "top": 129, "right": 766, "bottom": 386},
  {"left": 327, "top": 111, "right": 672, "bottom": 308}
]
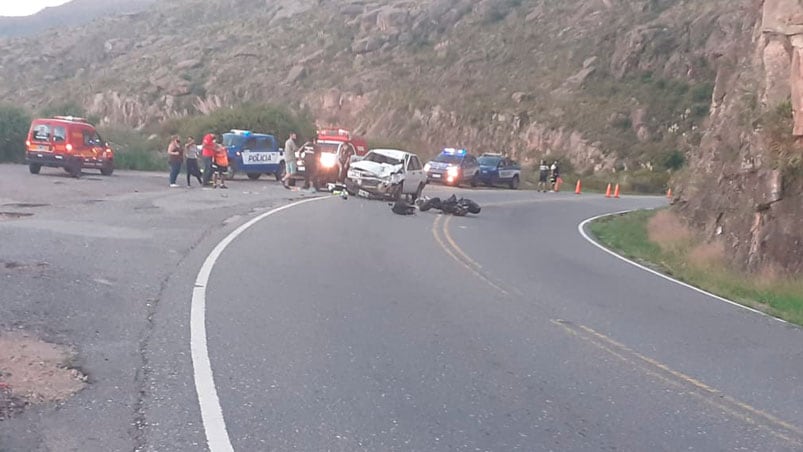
[
  {"left": 230, "top": 129, "right": 252, "bottom": 137},
  {"left": 442, "top": 148, "right": 467, "bottom": 155}
]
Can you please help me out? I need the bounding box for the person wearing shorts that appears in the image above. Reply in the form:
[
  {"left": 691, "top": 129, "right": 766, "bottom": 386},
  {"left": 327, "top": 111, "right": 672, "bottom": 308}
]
[
  {"left": 282, "top": 132, "right": 298, "bottom": 188},
  {"left": 537, "top": 160, "right": 549, "bottom": 192},
  {"left": 212, "top": 143, "right": 229, "bottom": 189}
]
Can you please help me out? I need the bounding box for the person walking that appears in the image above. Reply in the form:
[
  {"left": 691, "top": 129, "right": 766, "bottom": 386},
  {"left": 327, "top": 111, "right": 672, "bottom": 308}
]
[
  {"left": 201, "top": 133, "right": 216, "bottom": 187},
  {"left": 184, "top": 136, "right": 203, "bottom": 186},
  {"left": 167, "top": 135, "right": 183, "bottom": 188},
  {"left": 282, "top": 132, "right": 298, "bottom": 189},
  {"left": 537, "top": 159, "right": 549, "bottom": 192}
]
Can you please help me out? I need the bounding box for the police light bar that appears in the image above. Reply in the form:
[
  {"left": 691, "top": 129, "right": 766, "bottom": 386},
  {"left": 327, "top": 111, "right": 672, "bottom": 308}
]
[
  {"left": 230, "top": 129, "right": 252, "bottom": 136},
  {"left": 442, "top": 148, "right": 467, "bottom": 155},
  {"left": 318, "top": 128, "right": 351, "bottom": 139},
  {"left": 53, "top": 115, "right": 88, "bottom": 123}
]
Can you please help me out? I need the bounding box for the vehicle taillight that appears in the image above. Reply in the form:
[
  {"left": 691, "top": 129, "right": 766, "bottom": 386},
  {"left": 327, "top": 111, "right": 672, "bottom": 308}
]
[
  {"left": 66, "top": 143, "right": 73, "bottom": 152},
  {"left": 26, "top": 140, "right": 31, "bottom": 147}
]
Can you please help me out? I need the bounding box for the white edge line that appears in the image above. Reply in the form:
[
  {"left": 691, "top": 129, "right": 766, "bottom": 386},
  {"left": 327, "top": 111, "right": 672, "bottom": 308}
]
[
  {"left": 191, "top": 196, "right": 330, "bottom": 452},
  {"left": 578, "top": 209, "right": 790, "bottom": 326}
]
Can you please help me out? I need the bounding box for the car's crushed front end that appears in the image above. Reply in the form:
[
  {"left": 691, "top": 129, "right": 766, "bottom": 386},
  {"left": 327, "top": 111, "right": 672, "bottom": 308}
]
[{"left": 345, "top": 160, "right": 404, "bottom": 199}]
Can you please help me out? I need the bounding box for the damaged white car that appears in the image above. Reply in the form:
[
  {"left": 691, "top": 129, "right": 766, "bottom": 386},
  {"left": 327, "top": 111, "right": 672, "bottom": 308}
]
[{"left": 345, "top": 149, "right": 427, "bottom": 201}]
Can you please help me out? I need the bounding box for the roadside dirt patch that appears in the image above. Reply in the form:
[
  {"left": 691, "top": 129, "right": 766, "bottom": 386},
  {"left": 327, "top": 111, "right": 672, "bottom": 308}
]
[
  {"left": 0, "top": 333, "right": 87, "bottom": 420},
  {"left": 647, "top": 210, "right": 692, "bottom": 251}
]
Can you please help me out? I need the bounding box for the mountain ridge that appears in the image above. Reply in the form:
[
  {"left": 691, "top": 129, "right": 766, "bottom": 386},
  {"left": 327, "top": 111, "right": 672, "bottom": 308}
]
[{"left": 0, "top": 0, "right": 800, "bottom": 273}]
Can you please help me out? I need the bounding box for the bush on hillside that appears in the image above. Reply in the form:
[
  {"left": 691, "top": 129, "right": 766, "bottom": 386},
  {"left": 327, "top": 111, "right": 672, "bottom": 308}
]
[
  {"left": 165, "top": 103, "right": 316, "bottom": 144},
  {"left": 0, "top": 104, "right": 32, "bottom": 163},
  {"left": 99, "top": 126, "right": 165, "bottom": 171}
]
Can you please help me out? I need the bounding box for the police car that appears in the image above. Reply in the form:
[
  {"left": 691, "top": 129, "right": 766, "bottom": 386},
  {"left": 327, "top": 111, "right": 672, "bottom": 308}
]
[
  {"left": 477, "top": 153, "right": 521, "bottom": 189},
  {"left": 423, "top": 148, "right": 480, "bottom": 187},
  {"left": 222, "top": 129, "right": 286, "bottom": 180}
]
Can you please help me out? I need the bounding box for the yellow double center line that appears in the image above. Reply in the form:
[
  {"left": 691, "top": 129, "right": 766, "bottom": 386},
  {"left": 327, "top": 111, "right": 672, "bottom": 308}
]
[
  {"left": 432, "top": 205, "right": 803, "bottom": 446},
  {"left": 431, "top": 214, "right": 509, "bottom": 296}
]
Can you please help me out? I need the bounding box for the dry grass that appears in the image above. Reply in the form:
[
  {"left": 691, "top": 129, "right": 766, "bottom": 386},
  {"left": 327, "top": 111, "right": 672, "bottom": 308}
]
[
  {"left": 647, "top": 210, "right": 692, "bottom": 251},
  {"left": 687, "top": 241, "right": 726, "bottom": 269}
]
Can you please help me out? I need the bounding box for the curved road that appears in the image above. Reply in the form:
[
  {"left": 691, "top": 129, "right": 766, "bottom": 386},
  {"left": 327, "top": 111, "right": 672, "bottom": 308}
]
[{"left": 146, "top": 187, "right": 803, "bottom": 451}]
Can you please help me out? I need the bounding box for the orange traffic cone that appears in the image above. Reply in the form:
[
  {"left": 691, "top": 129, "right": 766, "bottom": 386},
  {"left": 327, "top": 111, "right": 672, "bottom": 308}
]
[
  {"left": 575, "top": 180, "right": 582, "bottom": 194},
  {"left": 614, "top": 184, "right": 621, "bottom": 198},
  {"left": 605, "top": 183, "right": 612, "bottom": 198},
  {"left": 666, "top": 188, "right": 672, "bottom": 199}
]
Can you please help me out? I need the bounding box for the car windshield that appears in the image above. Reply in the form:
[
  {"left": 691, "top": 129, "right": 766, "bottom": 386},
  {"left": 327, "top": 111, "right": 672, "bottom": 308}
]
[
  {"left": 318, "top": 143, "right": 339, "bottom": 154},
  {"left": 364, "top": 152, "right": 403, "bottom": 166},
  {"left": 222, "top": 135, "right": 245, "bottom": 147},
  {"left": 433, "top": 154, "right": 464, "bottom": 164},
  {"left": 478, "top": 156, "right": 502, "bottom": 166}
]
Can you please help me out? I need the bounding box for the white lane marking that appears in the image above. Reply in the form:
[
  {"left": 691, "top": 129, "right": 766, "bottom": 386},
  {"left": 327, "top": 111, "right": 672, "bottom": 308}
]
[
  {"left": 578, "top": 210, "right": 790, "bottom": 325},
  {"left": 191, "top": 196, "right": 330, "bottom": 452}
]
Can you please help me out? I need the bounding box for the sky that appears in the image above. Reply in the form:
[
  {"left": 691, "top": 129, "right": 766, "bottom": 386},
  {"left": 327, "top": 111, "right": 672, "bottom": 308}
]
[{"left": 0, "top": 0, "right": 71, "bottom": 17}]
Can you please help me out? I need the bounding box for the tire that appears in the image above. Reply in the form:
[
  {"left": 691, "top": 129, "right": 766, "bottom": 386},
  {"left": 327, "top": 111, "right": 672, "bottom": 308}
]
[
  {"left": 412, "top": 183, "right": 424, "bottom": 202},
  {"left": 509, "top": 175, "right": 520, "bottom": 190},
  {"left": 390, "top": 182, "right": 403, "bottom": 201},
  {"left": 67, "top": 159, "right": 82, "bottom": 178},
  {"left": 274, "top": 164, "right": 286, "bottom": 181},
  {"left": 460, "top": 199, "right": 481, "bottom": 214},
  {"left": 226, "top": 166, "right": 236, "bottom": 180},
  {"left": 470, "top": 173, "right": 478, "bottom": 187},
  {"left": 100, "top": 165, "right": 114, "bottom": 176},
  {"left": 247, "top": 173, "right": 261, "bottom": 180},
  {"left": 29, "top": 163, "right": 41, "bottom": 174}
]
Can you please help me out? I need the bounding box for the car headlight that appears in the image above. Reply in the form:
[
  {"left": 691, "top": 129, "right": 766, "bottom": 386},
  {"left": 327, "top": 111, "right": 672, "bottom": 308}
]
[
  {"left": 447, "top": 166, "right": 460, "bottom": 177},
  {"left": 424, "top": 163, "right": 431, "bottom": 172},
  {"left": 320, "top": 152, "right": 337, "bottom": 168}
]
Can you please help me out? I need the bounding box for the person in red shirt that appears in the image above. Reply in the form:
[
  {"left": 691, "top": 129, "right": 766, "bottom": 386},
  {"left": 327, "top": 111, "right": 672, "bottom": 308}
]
[
  {"left": 201, "top": 133, "right": 216, "bottom": 186},
  {"left": 212, "top": 142, "right": 229, "bottom": 189}
]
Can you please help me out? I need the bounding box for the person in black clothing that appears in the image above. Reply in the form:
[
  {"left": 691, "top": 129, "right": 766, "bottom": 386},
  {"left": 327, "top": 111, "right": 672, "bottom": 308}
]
[{"left": 301, "top": 138, "right": 319, "bottom": 190}]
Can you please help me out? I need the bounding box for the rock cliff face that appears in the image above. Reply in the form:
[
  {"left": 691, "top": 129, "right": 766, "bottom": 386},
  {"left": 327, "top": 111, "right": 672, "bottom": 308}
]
[{"left": 676, "top": 0, "right": 802, "bottom": 274}]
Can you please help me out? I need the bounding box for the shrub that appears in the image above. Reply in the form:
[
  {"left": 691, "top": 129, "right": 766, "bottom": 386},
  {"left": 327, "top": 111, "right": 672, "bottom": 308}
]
[
  {"left": 99, "top": 126, "right": 165, "bottom": 171},
  {"left": 173, "top": 103, "right": 315, "bottom": 144},
  {"left": 0, "top": 104, "right": 32, "bottom": 163}
]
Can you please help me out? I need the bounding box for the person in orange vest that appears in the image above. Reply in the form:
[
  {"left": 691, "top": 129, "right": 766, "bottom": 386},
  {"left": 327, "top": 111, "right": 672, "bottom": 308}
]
[{"left": 212, "top": 139, "right": 229, "bottom": 189}]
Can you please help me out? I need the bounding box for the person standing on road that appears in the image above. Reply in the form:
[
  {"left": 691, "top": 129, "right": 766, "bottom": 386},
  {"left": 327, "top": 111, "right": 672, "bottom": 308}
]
[
  {"left": 537, "top": 159, "right": 549, "bottom": 192},
  {"left": 167, "top": 136, "right": 183, "bottom": 188},
  {"left": 201, "top": 133, "right": 216, "bottom": 187},
  {"left": 301, "top": 137, "right": 320, "bottom": 191},
  {"left": 184, "top": 136, "right": 203, "bottom": 187},
  {"left": 282, "top": 132, "right": 298, "bottom": 189},
  {"left": 550, "top": 161, "right": 561, "bottom": 192},
  {"left": 212, "top": 141, "right": 229, "bottom": 189}
]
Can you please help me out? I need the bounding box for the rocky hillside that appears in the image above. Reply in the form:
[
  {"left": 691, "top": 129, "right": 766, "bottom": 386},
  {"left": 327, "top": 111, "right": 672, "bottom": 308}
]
[
  {"left": 0, "top": 0, "right": 726, "bottom": 172},
  {"left": 0, "top": 0, "right": 155, "bottom": 38},
  {"left": 676, "top": 0, "right": 803, "bottom": 275},
  {"left": 0, "top": 0, "right": 799, "bottom": 272}
]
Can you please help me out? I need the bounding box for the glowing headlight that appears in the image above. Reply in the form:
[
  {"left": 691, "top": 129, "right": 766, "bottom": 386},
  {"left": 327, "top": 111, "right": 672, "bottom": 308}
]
[
  {"left": 320, "top": 152, "right": 337, "bottom": 168},
  {"left": 447, "top": 166, "right": 460, "bottom": 177},
  {"left": 424, "top": 163, "right": 431, "bottom": 172}
]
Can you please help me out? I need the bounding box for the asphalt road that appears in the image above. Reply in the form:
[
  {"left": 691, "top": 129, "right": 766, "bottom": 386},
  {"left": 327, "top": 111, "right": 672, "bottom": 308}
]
[{"left": 2, "top": 164, "right": 803, "bottom": 451}]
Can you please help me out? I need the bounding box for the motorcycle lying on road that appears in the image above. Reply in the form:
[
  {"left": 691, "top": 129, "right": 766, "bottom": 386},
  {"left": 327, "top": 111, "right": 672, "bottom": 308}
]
[{"left": 416, "top": 194, "right": 481, "bottom": 216}]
